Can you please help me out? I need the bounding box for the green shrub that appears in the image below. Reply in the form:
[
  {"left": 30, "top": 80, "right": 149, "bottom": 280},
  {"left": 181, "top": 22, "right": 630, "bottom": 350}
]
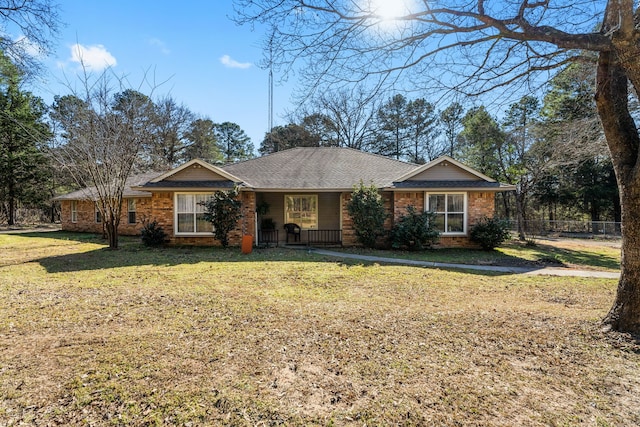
[
  {"left": 391, "top": 205, "right": 440, "bottom": 250},
  {"left": 347, "top": 181, "right": 388, "bottom": 248},
  {"left": 200, "top": 186, "right": 243, "bottom": 248},
  {"left": 140, "top": 218, "right": 168, "bottom": 247},
  {"left": 470, "top": 217, "right": 511, "bottom": 250}
]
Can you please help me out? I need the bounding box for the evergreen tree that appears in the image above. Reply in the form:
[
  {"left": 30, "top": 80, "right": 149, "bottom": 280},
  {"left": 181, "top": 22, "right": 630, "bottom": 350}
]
[
  {"left": 501, "top": 96, "right": 541, "bottom": 239},
  {"left": 374, "top": 94, "right": 410, "bottom": 159},
  {"left": 346, "top": 181, "right": 387, "bottom": 248},
  {"left": 406, "top": 98, "right": 440, "bottom": 163},
  {"left": 439, "top": 102, "right": 465, "bottom": 158},
  {"left": 200, "top": 186, "right": 243, "bottom": 248},
  {"left": 183, "top": 118, "right": 223, "bottom": 164},
  {"left": 213, "top": 122, "right": 254, "bottom": 163},
  {"left": 300, "top": 113, "right": 338, "bottom": 147},
  {"left": 536, "top": 62, "right": 619, "bottom": 226},
  {"left": 259, "top": 123, "right": 320, "bottom": 155},
  {"left": 458, "top": 106, "right": 506, "bottom": 179},
  {"left": 0, "top": 56, "right": 51, "bottom": 225}
]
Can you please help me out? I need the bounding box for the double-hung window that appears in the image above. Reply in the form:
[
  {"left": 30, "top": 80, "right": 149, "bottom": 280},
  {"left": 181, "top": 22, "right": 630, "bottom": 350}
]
[
  {"left": 95, "top": 203, "right": 102, "bottom": 223},
  {"left": 71, "top": 201, "right": 78, "bottom": 223},
  {"left": 175, "top": 193, "right": 213, "bottom": 234},
  {"left": 426, "top": 193, "right": 467, "bottom": 235},
  {"left": 284, "top": 195, "right": 318, "bottom": 229},
  {"left": 127, "top": 199, "right": 136, "bottom": 224}
]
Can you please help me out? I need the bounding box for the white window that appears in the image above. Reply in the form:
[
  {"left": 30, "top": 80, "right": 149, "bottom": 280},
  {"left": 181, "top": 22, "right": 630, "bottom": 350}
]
[
  {"left": 127, "top": 199, "right": 136, "bottom": 224},
  {"left": 175, "top": 193, "right": 213, "bottom": 235},
  {"left": 426, "top": 193, "right": 467, "bottom": 235},
  {"left": 95, "top": 203, "right": 102, "bottom": 223},
  {"left": 284, "top": 195, "right": 318, "bottom": 229},
  {"left": 71, "top": 201, "right": 78, "bottom": 223}
]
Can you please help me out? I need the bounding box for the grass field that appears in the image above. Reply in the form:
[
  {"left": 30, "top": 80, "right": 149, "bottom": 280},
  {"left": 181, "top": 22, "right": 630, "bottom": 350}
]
[{"left": 1, "top": 232, "right": 638, "bottom": 426}]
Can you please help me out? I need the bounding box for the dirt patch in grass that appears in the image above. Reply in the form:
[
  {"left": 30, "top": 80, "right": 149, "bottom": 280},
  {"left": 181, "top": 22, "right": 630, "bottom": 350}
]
[{"left": 0, "top": 233, "right": 637, "bottom": 426}]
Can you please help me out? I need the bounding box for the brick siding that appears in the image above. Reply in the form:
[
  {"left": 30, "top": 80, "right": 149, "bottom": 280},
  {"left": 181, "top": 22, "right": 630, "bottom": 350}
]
[
  {"left": 158, "top": 191, "right": 256, "bottom": 247},
  {"left": 62, "top": 190, "right": 493, "bottom": 248},
  {"left": 59, "top": 198, "right": 152, "bottom": 236}
]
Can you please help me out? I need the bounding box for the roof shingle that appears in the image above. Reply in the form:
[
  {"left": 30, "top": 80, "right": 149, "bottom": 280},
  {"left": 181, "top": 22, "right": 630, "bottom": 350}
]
[{"left": 222, "top": 147, "right": 417, "bottom": 190}]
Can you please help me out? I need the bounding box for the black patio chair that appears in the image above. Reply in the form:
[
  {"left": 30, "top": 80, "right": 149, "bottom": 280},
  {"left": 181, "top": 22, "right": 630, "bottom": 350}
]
[{"left": 284, "top": 223, "right": 301, "bottom": 243}]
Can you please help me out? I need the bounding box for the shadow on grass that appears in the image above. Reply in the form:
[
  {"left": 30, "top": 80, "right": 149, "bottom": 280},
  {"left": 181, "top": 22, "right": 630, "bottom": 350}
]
[
  {"left": 27, "top": 232, "right": 512, "bottom": 276},
  {"left": 21, "top": 231, "right": 618, "bottom": 276},
  {"left": 37, "top": 245, "right": 528, "bottom": 277},
  {"left": 527, "top": 242, "right": 620, "bottom": 271}
]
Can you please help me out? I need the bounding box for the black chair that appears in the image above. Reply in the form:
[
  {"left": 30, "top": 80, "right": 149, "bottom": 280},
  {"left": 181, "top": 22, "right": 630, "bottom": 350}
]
[{"left": 284, "top": 223, "right": 301, "bottom": 243}]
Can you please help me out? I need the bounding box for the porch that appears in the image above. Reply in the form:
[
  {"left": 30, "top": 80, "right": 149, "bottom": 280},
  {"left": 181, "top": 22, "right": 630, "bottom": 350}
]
[
  {"left": 255, "top": 191, "right": 343, "bottom": 247},
  {"left": 257, "top": 228, "right": 343, "bottom": 247}
]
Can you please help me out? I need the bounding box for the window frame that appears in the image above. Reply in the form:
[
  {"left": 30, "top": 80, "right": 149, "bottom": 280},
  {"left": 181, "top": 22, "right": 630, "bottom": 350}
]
[
  {"left": 127, "top": 199, "right": 136, "bottom": 225},
  {"left": 71, "top": 200, "right": 78, "bottom": 223},
  {"left": 425, "top": 192, "right": 468, "bottom": 235},
  {"left": 95, "top": 202, "right": 102, "bottom": 223},
  {"left": 284, "top": 194, "right": 318, "bottom": 230},
  {"left": 174, "top": 193, "right": 214, "bottom": 236}
]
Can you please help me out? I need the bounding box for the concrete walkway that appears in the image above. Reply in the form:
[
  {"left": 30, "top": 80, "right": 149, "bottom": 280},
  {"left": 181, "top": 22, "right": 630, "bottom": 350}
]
[{"left": 311, "top": 248, "right": 621, "bottom": 279}]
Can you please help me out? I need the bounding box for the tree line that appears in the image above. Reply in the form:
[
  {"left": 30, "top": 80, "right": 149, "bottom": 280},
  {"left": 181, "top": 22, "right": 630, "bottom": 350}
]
[
  {"left": 1, "top": 53, "right": 618, "bottom": 240},
  {"left": 0, "top": 57, "right": 255, "bottom": 226},
  {"left": 259, "top": 61, "right": 618, "bottom": 235}
]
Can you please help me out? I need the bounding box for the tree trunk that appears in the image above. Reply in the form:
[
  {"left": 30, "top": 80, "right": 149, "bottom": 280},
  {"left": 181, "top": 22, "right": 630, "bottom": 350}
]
[
  {"left": 7, "top": 179, "right": 15, "bottom": 226},
  {"left": 105, "top": 219, "right": 119, "bottom": 250},
  {"left": 603, "top": 184, "right": 640, "bottom": 331},
  {"left": 516, "top": 189, "right": 526, "bottom": 241},
  {"left": 596, "top": 45, "right": 640, "bottom": 332}
]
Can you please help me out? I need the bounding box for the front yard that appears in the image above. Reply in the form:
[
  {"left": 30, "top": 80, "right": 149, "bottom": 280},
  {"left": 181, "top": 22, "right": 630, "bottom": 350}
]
[{"left": 0, "top": 232, "right": 638, "bottom": 426}]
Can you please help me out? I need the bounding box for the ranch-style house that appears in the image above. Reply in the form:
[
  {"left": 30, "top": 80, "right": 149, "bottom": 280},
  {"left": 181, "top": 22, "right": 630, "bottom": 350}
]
[{"left": 55, "top": 147, "right": 515, "bottom": 247}]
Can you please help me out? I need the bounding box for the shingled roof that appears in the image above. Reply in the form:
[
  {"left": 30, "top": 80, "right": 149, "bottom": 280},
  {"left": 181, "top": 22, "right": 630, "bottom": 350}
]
[
  {"left": 55, "top": 148, "right": 515, "bottom": 200},
  {"left": 53, "top": 171, "right": 163, "bottom": 201},
  {"left": 221, "top": 147, "right": 418, "bottom": 190}
]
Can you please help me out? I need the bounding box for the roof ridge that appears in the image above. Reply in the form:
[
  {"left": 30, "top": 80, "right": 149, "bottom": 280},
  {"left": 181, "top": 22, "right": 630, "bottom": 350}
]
[{"left": 221, "top": 146, "right": 419, "bottom": 170}]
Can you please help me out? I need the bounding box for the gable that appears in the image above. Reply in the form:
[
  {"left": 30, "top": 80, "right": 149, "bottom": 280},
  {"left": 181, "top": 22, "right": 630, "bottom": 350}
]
[
  {"left": 144, "top": 159, "right": 245, "bottom": 189},
  {"left": 406, "top": 163, "right": 482, "bottom": 181},
  {"left": 164, "top": 163, "right": 232, "bottom": 182},
  {"left": 395, "top": 156, "right": 497, "bottom": 183}
]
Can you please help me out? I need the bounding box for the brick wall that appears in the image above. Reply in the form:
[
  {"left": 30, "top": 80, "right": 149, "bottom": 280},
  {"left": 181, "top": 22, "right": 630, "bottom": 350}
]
[
  {"left": 467, "top": 191, "right": 495, "bottom": 224},
  {"left": 393, "top": 191, "right": 425, "bottom": 219},
  {"left": 59, "top": 198, "right": 152, "bottom": 236},
  {"left": 390, "top": 190, "right": 496, "bottom": 248},
  {"left": 166, "top": 190, "right": 256, "bottom": 247},
  {"left": 341, "top": 191, "right": 394, "bottom": 247},
  {"left": 61, "top": 190, "right": 495, "bottom": 249},
  {"left": 341, "top": 192, "right": 356, "bottom": 246},
  {"left": 150, "top": 192, "right": 174, "bottom": 234}
]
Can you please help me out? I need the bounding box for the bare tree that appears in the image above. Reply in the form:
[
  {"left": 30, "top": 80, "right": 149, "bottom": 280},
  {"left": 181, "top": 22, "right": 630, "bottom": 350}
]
[
  {"left": 151, "top": 95, "right": 195, "bottom": 168},
  {"left": 51, "top": 71, "right": 156, "bottom": 249},
  {"left": 235, "top": 0, "right": 640, "bottom": 332},
  {"left": 0, "top": 0, "right": 60, "bottom": 76},
  {"left": 299, "top": 88, "right": 379, "bottom": 151}
]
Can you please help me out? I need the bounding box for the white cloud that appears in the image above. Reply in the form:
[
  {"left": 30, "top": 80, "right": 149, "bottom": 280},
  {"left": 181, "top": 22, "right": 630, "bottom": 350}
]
[
  {"left": 15, "top": 35, "right": 44, "bottom": 58},
  {"left": 70, "top": 43, "right": 117, "bottom": 72},
  {"left": 220, "top": 54, "right": 252, "bottom": 69},
  {"left": 148, "top": 38, "right": 170, "bottom": 55}
]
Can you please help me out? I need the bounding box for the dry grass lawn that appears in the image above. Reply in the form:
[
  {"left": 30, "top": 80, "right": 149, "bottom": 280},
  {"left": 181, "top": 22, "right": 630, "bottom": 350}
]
[{"left": 0, "top": 232, "right": 638, "bottom": 426}]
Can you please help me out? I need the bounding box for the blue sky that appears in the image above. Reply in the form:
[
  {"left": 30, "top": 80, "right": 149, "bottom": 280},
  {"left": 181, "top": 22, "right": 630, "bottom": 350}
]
[{"left": 37, "top": 0, "right": 291, "bottom": 149}]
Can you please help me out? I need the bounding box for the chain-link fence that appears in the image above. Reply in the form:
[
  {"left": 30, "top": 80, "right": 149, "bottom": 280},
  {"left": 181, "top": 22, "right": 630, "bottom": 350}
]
[{"left": 507, "top": 220, "right": 622, "bottom": 238}]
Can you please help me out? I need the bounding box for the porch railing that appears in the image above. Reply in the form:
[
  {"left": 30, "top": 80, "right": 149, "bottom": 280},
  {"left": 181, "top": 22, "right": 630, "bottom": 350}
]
[
  {"left": 307, "top": 229, "right": 342, "bottom": 247},
  {"left": 258, "top": 229, "right": 279, "bottom": 247}
]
